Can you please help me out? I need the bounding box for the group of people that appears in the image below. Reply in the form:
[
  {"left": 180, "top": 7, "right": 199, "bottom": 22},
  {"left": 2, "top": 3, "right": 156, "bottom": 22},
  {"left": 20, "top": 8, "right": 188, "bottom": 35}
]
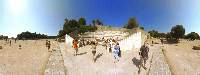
[
  {"left": 71, "top": 37, "right": 150, "bottom": 70},
  {"left": 105, "top": 38, "right": 121, "bottom": 63},
  {"left": 72, "top": 37, "right": 122, "bottom": 63}
]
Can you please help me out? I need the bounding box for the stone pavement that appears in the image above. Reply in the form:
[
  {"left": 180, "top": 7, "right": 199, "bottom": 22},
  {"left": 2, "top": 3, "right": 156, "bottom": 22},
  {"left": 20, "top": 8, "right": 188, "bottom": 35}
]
[
  {"left": 148, "top": 45, "right": 171, "bottom": 75},
  {"left": 44, "top": 43, "right": 172, "bottom": 75},
  {"left": 59, "top": 43, "right": 154, "bottom": 75},
  {"left": 44, "top": 42, "right": 66, "bottom": 75}
]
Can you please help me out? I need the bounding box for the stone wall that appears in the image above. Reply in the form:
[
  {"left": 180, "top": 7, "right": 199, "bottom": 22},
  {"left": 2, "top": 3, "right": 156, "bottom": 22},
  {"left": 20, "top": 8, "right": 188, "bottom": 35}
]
[
  {"left": 65, "top": 34, "right": 73, "bottom": 48},
  {"left": 119, "top": 32, "right": 142, "bottom": 51}
]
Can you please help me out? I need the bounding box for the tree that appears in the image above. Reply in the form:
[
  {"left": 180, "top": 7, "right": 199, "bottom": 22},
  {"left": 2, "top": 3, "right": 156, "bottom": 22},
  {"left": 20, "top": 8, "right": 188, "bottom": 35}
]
[
  {"left": 96, "top": 19, "right": 103, "bottom": 25},
  {"left": 58, "top": 18, "right": 97, "bottom": 37},
  {"left": 91, "top": 19, "right": 103, "bottom": 25},
  {"left": 17, "top": 31, "right": 47, "bottom": 40},
  {"left": 159, "top": 33, "right": 166, "bottom": 38},
  {"left": 140, "top": 26, "right": 144, "bottom": 30},
  {"left": 126, "top": 17, "right": 139, "bottom": 29},
  {"left": 78, "top": 17, "right": 86, "bottom": 25},
  {"left": 170, "top": 25, "right": 185, "bottom": 40},
  {"left": 185, "top": 32, "right": 199, "bottom": 40},
  {"left": 92, "top": 20, "right": 95, "bottom": 25},
  {"left": 63, "top": 19, "right": 79, "bottom": 34},
  {"left": 148, "top": 30, "right": 159, "bottom": 38},
  {"left": 58, "top": 30, "right": 65, "bottom": 37}
]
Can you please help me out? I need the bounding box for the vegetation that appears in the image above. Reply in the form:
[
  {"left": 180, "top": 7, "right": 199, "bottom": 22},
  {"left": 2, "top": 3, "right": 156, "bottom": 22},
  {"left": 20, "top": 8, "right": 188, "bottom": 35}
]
[
  {"left": 124, "top": 17, "right": 139, "bottom": 29},
  {"left": 17, "top": 31, "right": 48, "bottom": 40},
  {"left": 170, "top": 25, "right": 185, "bottom": 40},
  {"left": 140, "top": 26, "right": 144, "bottom": 30},
  {"left": 148, "top": 25, "right": 200, "bottom": 43},
  {"left": 92, "top": 19, "right": 103, "bottom": 25},
  {"left": 148, "top": 30, "right": 159, "bottom": 38},
  {"left": 185, "top": 32, "right": 200, "bottom": 40},
  {"left": 78, "top": 17, "right": 86, "bottom": 25},
  {"left": 0, "top": 35, "right": 8, "bottom": 39},
  {"left": 58, "top": 18, "right": 97, "bottom": 38}
]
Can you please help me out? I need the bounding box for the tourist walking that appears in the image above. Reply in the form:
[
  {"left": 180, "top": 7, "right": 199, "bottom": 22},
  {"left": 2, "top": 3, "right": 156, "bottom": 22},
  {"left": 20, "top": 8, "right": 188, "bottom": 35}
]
[
  {"left": 9, "top": 40, "right": 11, "bottom": 46},
  {"left": 160, "top": 39, "right": 164, "bottom": 45},
  {"left": 113, "top": 42, "right": 120, "bottom": 63},
  {"left": 47, "top": 41, "right": 51, "bottom": 50},
  {"left": 91, "top": 41, "right": 97, "bottom": 62},
  {"left": 72, "top": 39, "right": 78, "bottom": 56},
  {"left": 139, "top": 43, "right": 149, "bottom": 70}
]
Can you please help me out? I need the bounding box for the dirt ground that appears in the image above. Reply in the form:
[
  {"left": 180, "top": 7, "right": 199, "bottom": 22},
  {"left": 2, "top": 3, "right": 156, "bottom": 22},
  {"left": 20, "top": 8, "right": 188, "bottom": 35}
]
[
  {"left": 152, "top": 39, "right": 200, "bottom": 75},
  {"left": 0, "top": 39, "right": 55, "bottom": 75}
]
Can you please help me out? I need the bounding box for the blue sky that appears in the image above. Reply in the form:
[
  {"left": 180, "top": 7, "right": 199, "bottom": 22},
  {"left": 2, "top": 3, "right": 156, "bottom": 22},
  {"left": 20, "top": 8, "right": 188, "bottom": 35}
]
[{"left": 0, "top": 0, "right": 200, "bottom": 37}]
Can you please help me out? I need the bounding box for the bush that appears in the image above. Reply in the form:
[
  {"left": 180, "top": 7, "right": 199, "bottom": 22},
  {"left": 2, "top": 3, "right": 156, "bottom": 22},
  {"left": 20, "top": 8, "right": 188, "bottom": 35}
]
[
  {"left": 125, "top": 17, "right": 139, "bottom": 29},
  {"left": 58, "top": 18, "right": 97, "bottom": 38},
  {"left": 17, "top": 31, "right": 47, "bottom": 40},
  {"left": 185, "top": 32, "right": 200, "bottom": 40},
  {"left": 148, "top": 30, "right": 159, "bottom": 38}
]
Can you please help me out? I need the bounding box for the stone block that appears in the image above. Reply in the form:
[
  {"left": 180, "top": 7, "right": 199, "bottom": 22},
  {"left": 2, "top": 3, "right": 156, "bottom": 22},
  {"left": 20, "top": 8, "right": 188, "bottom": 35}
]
[
  {"left": 193, "top": 46, "right": 200, "bottom": 50},
  {"left": 0, "top": 46, "right": 2, "bottom": 49}
]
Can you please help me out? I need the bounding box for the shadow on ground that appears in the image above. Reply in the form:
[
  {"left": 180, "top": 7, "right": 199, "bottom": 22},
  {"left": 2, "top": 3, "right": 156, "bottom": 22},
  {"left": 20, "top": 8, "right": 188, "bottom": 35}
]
[
  {"left": 94, "top": 53, "right": 103, "bottom": 62},
  {"left": 132, "top": 57, "right": 141, "bottom": 68},
  {"left": 76, "top": 52, "right": 87, "bottom": 56}
]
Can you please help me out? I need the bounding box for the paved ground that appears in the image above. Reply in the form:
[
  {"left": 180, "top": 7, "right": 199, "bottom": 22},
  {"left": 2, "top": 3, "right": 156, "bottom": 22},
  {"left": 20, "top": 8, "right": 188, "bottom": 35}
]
[
  {"left": 148, "top": 45, "right": 171, "bottom": 75},
  {"left": 45, "top": 42, "right": 66, "bottom": 75},
  {"left": 59, "top": 43, "right": 155, "bottom": 75}
]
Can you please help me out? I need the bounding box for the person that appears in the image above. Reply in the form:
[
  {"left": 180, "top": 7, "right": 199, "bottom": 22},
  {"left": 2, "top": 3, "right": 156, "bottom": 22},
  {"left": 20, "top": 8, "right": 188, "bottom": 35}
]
[
  {"left": 160, "top": 39, "right": 164, "bottom": 45},
  {"left": 72, "top": 39, "right": 78, "bottom": 56},
  {"left": 108, "top": 41, "right": 112, "bottom": 53},
  {"left": 46, "top": 40, "right": 48, "bottom": 47},
  {"left": 15, "top": 38, "right": 17, "bottom": 43},
  {"left": 139, "top": 43, "right": 149, "bottom": 70},
  {"left": 47, "top": 41, "right": 51, "bottom": 50},
  {"left": 9, "top": 40, "right": 11, "bottom": 46},
  {"left": 113, "top": 42, "right": 120, "bottom": 63},
  {"left": 91, "top": 41, "right": 97, "bottom": 62}
]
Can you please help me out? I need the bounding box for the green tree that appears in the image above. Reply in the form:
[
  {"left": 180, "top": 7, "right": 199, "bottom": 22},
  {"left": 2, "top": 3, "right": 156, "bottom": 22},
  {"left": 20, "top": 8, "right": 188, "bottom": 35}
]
[
  {"left": 58, "top": 30, "right": 65, "bottom": 37},
  {"left": 126, "top": 17, "right": 139, "bottom": 29},
  {"left": 170, "top": 25, "right": 185, "bottom": 40},
  {"left": 92, "top": 20, "right": 95, "bottom": 25},
  {"left": 148, "top": 30, "right": 159, "bottom": 38},
  {"left": 91, "top": 19, "right": 103, "bottom": 25},
  {"left": 96, "top": 19, "right": 103, "bottom": 25},
  {"left": 140, "top": 26, "right": 144, "bottom": 30},
  {"left": 185, "top": 32, "right": 199, "bottom": 40},
  {"left": 63, "top": 19, "right": 79, "bottom": 34},
  {"left": 78, "top": 17, "right": 86, "bottom": 25}
]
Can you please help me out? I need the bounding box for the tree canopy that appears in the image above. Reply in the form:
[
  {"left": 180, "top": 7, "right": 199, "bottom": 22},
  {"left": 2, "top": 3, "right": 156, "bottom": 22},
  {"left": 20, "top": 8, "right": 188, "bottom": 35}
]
[
  {"left": 185, "top": 32, "right": 200, "bottom": 40},
  {"left": 17, "top": 31, "right": 47, "bottom": 40},
  {"left": 170, "top": 25, "right": 185, "bottom": 40},
  {"left": 78, "top": 17, "right": 86, "bottom": 25},
  {"left": 125, "top": 17, "right": 139, "bottom": 29},
  {"left": 0, "top": 35, "right": 8, "bottom": 39},
  {"left": 148, "top": 30, "right": 159, "bottom": 38},
  {"left": 92, "top": 19, "right": 103, "bottom": 25},
  {"left": 58, "top": 18, "right": 97, "bottom": 38}
]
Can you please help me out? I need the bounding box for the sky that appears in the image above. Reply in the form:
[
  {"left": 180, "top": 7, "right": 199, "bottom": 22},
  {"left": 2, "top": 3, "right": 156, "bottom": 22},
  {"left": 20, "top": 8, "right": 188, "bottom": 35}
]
[{"left": 0, "top": 0, "right": 200, "bottom": 37}]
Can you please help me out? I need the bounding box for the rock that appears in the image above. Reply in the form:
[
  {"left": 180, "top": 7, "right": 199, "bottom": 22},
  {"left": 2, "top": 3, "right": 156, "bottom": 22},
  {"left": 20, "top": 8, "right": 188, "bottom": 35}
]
[
  {"left": 19, "top": 45, "right": 22, "bottom": 49},
  {"left": 193, "top": 46, "right": 200, "bottom": 50},
  {"left": 0, "top": 46, "right": 2, "bottom": 49}
]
